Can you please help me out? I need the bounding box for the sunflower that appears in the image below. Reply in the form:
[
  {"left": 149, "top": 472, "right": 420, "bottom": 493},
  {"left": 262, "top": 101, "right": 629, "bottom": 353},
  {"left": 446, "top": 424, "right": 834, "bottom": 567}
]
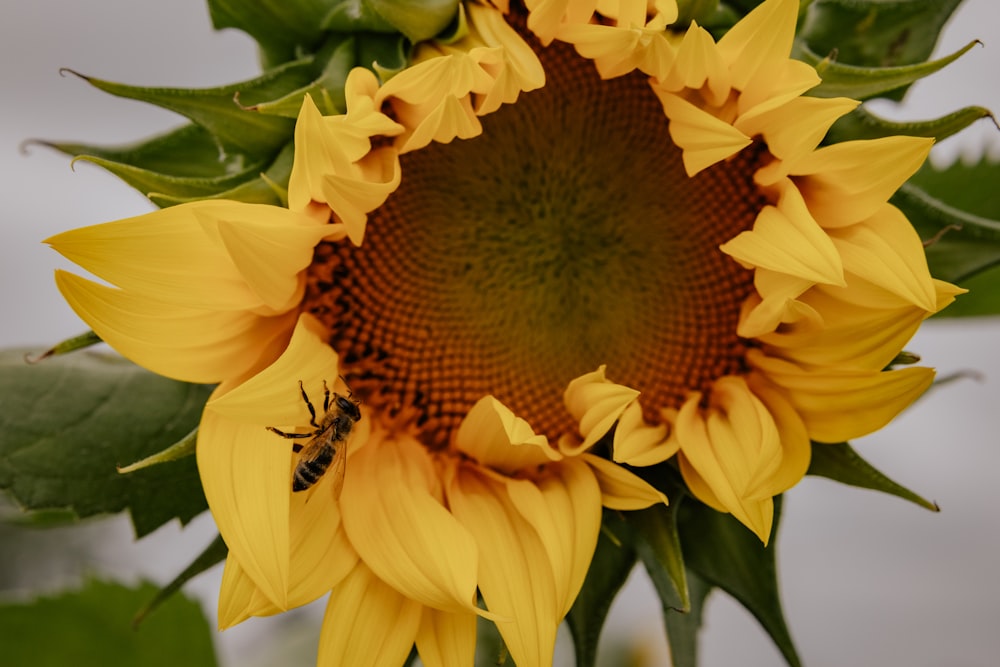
[{"left": 46, "top": 0, "right": 961, "bottom": 663}]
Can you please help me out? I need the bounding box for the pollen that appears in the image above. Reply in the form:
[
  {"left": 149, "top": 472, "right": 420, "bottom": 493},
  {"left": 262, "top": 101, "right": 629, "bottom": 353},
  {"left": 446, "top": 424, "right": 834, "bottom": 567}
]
[{"left": 303, "top": 38, "right": 768, "bottom": 446}]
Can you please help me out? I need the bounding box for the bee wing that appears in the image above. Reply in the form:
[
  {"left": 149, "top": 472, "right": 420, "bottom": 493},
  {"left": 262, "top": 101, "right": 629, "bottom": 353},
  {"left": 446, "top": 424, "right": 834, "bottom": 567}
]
[{"left": 327, "top": 439, "right": 348, "bottom": 500}]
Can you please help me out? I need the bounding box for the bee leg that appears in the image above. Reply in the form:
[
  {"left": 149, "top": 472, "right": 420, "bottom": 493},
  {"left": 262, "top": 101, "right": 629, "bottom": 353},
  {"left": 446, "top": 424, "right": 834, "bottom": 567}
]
[
  {"left": 266, "top": 426, "right": 314, "bottom": 439},
  {"left": 292, "top": 443, "right": 304, "bottom": 453},
  {"left": 298, "top": 380, "right": 320, "bottom": 429},
  {"left": 322, "top": 379, "right": 331, "bottom": 413}
]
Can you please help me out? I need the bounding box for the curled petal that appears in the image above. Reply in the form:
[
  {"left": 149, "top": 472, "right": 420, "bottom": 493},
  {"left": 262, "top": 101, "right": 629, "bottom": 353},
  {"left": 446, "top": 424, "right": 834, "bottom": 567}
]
[
  {"left": 659, "top": 22, "right": 730, "bottom": 105},
  {"left": 654, "top": 90, "right": 751, "bottom": 175},
  {"left": 582, "top": 453, "right": 668, "bottom": 510},
  {"left": 738, "top": 96, "right": 858, "bottom": 164},
  {"left": 561, "top": 366, "right": 639, "bottom": 455},
  {"left": 526, "top": 0, "right": 599, "bottom": 45},
  {"left": 318, "top": 562, "right": 423, "bottom": 667},
  {"left": 455, "top": 396, "right": 558, "bottom": 474},
  {"left": 611, "top": 401, "right": 677, "bottom": 466}
]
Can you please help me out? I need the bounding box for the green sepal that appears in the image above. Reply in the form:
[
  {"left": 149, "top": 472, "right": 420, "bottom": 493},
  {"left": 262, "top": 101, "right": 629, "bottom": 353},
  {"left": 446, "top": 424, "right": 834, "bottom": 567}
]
[
  {"left": 798, "top": 39, "right": 980, "bottom": 101},
  {"left": 249, "top": 38, "right": 357, "bottom": 117},
  {"left": 808, "top": 441, "right": 938, "bottom": 511},
  {"left": 799, "top": 0, "right": 963, "bottom": 99},
  {"left": 33, "top": 124, "right": 242, "bottom": 179},
  {"left": 0, "top": 349, "right": 211, "bottom": 538},
  {"left": 118, "top": 427, "right": 198, "bottom": 475},
  {"left": 323, "top": 0, "right": 459, "bottom": 43},
  {"left": 24, "top": 330, "right": 102, "bottom": 364},
  {"left": 676, "top": 0, "right": 721, "bottom": 26},
  {"left": 148, "top": 141, "right": 295, "bottom": 208},
  {"left": 891, "top": 158, "right": 1000, "bottom": 303},
  {"left": 61, "top": 60, "right": 318, "bottom": 156},
  {"left": 565, "top": 512, "right": 638, "bottom": 667},
  {"left": 663, "top": 570, "right": 713, "bottom": 667},
  {"left": 827, "top": 105, "right": 995, "bottom": 144},
  {"left": 0, "top": 579, "right": 218, "bottom": 667},
  {"left": 207, "top": 0, "right": 339, "bottom": 68},
  {"left": 133, "top": 534, "right": 228, "bottom": 628},
  {"left": 360, "top": 32, "right": 412, "bottom": 80},
  {"left": 677, "top": 496, "right": 801, "bottom": 667},
  {"left": 629, "top": 502, "right": 690, "bottom": 613},
  {"left": 68, "top": 154, "right": 272, "bottom": 205}
]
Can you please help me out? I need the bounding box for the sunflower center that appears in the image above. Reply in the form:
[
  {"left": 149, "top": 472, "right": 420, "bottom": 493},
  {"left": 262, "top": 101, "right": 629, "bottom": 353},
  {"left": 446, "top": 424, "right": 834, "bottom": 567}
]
[{"left": 304, "top": 38, "right": 767, "bottom": 446}]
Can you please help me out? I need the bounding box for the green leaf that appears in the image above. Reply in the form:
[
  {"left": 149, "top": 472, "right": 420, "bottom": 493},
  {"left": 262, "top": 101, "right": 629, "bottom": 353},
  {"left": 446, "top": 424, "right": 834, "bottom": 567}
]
[
  {"left": 909, "top": 156, "right": 1000, "bottom": 219},
  {"left": 565, "top": 514, "right": 637, "bottom": 667},
  {"left": 0, "top": 579, "right": 217, "bottom": 667},
  {"left": 61, "top": 60, "right": 318, "bottom": 156},
  {"left": 827, "top": 105, "right": 995, "bottom": 144},
  {"left": 798, "top": 39, "right": 980, "bottom": 101},
  {"left": 663, "top": 570, "right": 713, "bottom": 667},
  {"left": 677, "top": 497, "right": 801, "bottom": 667},
  {"left": 207, "top": 0, "right": 339, "bottom": 67},
  {"left": 0, "top": 349, "right": 211, "bottom": 537},
  {"left": 133, "top": 534, "right": 228, "bottom": 627},
  {"left": 807, "top": 441, "right": 939, "bottom": 511},
  {"left": 800, "top": 0, "right": 963, "bottom": 70}
]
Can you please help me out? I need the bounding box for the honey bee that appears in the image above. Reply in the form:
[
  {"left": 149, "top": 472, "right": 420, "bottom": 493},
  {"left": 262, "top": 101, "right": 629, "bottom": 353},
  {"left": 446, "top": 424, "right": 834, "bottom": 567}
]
[{"left": 266, "top": 379, "right": 361, "bottom": 495}]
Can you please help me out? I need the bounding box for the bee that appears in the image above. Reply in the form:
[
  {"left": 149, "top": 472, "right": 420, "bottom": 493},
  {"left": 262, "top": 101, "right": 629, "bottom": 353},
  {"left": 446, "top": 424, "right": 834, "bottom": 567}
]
[{"left": 266, "top": 379, "right": 361, "bottom": 495}]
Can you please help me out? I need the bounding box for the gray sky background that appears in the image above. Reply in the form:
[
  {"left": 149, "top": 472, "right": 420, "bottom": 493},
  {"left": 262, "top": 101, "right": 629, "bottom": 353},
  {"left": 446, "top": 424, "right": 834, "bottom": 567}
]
[{"left": 1, "top": 1, "right": 999, "bottom": 666}]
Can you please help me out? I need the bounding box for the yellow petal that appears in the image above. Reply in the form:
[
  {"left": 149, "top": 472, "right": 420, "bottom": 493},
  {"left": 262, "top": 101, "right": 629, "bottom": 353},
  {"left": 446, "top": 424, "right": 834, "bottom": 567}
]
[
  {"left": 466, "top": 2, "right": 544, "bottom": 113},
  {"left": 748, "top": 349, "right": 935, "bottom": 443},
  {"left": 214, "top": 212, "right": 331, "bottom": 311},
  {"left": 654, "top": 90, "right": 752, "bottom": 175},
  {"left": 217, "top": 554, "right": 259, "bottom": 629},
  {"left": 789, "top": 136, "right": 934, "bottom": 228},
  {"left": 395, "top": 94, "right": 484, "bottom": 153},
  {"left": 455, "top": 396, "right": 559, "bottom": 474},
  {"left": 716, "top": 0, "right": 798, "bottom": 90},
  {"left": 611, "top": 401, "right": 677, "bottom": 466},
  {"left": 581, "top": 453, "right": 669, "bottom": 510},
  {"left": 736, "top": 269, "right": 817, "bottom": 339},
  {"left": 721, "top": 181, "right": 845, "bottom": 287},
  {"left": 206, "top": 313, "right": 342, "bottom": 422},
  {"left": 757, "top": 289, "right": 927, "bottom": 372},
  {"left": 198, "top": 408, "right": 290, "bottom": 610},
  {"left": 318, "top": 561, "right": 423, "bottom": 667},
  {"left": 526, "top": 0, "right": 599, "bottom": 45},
  {"left": 673, "top": 377, "right": 782, "bottom": 542},
  {"left": 447, "top": 466, "right": 559, "bottom": 667},
  {"left": 415, "top": 607, "right": 477, "bottom": 667},
  {"left": 738, "top": 96, "right": 859, "bottom": 163},
  {"left": 320, "top": 146, "right": 401, "bottom": 245},
  {"left": 341, "top": 434, "right": 480, "bottom": 614},
  {"left": 661, "top": 22, "right": 730, "bottom": 105},
  {"left": 54, "top": 270, "right": 295, "bottom": 383},
  {"left": 505, "top": 460, "right": 602, "bottom": 616},
  {"left": 561, "top": 366, "right": 639, "bottom": 455},
  {"left": 828, "top": 204, "right": 937, "bottom": 311},
  {"left": 46, "top": 200, "right": 313, "bottom": 311},
  {"left": 289, "top": 94, "right": 353, "bottom": 212}
]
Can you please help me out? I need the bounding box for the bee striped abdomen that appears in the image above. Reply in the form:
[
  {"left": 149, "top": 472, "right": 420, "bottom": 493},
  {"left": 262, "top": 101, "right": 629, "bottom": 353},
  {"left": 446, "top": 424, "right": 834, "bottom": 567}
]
[{"left": 292, "top": 443, "right": 336, "bottom": 491}]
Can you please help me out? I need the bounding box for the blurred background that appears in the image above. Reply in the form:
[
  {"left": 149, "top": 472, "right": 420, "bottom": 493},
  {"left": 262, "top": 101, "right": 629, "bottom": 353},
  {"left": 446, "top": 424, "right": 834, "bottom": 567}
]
[{"left": 1, "top": 1, "right": 998, "bottom": 665}]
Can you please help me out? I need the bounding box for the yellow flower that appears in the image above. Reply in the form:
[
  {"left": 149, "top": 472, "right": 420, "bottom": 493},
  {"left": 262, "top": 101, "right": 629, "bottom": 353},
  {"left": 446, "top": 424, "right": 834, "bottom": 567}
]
[{"left": 46, "top": 0, "right": 963, "bottom": 662}]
